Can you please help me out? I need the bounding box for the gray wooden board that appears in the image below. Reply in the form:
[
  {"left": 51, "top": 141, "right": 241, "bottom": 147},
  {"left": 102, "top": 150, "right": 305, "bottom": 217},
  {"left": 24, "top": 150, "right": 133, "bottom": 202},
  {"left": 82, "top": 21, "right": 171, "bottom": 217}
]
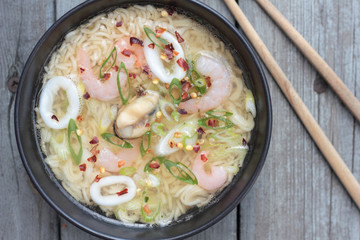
[{"left": 0, "top": 0, "right": 359, "bottom": 239}]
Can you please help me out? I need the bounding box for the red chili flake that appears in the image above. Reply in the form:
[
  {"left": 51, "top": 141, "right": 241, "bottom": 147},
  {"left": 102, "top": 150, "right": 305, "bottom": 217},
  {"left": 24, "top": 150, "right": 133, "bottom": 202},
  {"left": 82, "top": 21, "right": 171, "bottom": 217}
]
[
  {"left": 87, "top": 155, "right": 97, "bottom": 162},
  {"left": 89, "top": 137, "right": 99, "bottom": 144},
  {"left": 103, "top": 72, "right": 111, "bottom": 80},
  {"left": 177, "top": 108, "right": 187, "bottom": 115},
  {"left": 200, "top": 153, "right": 208, "bottom": 162},
  {"left": 118, "top": 160, "right": 126, "bottom": 168},
  {"left": 116, "top": 188, "right": 128, "bottom": 196},
  {"left": 147, "top": 149, "right": 152, "bottom": 153},
  {"left": 208, "top": 119, "right": 217, "bottom": 127},
  {"left": 142, "top": 65, "right": 152, "bottom": 78},
  {"left": 129, "top": 73, "right": 137, "bottom": 79},
  {"left": 181, "top": 92, "right": 189, "bottom": 100},
  {"left": 164, "top": 83, "right": 170, "bottom": 89},
  {"left": 79, "top": 164, "right": 86, "bottom": 171},
  {"left": 143, "top": 204, "right": 151, "bottom": 214},
  {"left": 181, "top": 81, "right": 192, "bottom": 92},
  {"left": 193, "top": 144, "right": 200, "bottom": 153},
  {"left": 149, "top": 161, "right": 160, "bottom": 169},
  {"left": 176, "top": 58, "right": 189, "bottom": 71},
  {"left": 130, "top": 37, "right": 144, "bottom": 46},
  {"left": 242, "top": 138, "right": 247, "bottom": 146},
  {"left": 83, "top": 92, "right": 90, "bottom": 100},
  {"left": 79, "top": 67, "right": 85, "bottom": 73},
  {"left": 164, "top": 43, "right": 175, "bottom": 60},
  {"left": 173, "top": 50, "right": 179, "bottom": 56},
  {"left": 166, "top": 6, "right": 176, "bottom": 16},
  {"left": 76, "top": 115, "right": 83, "bottom": 122},
  {"left": 197, "top": 127, "right": 205, "bottom": 135},
  {"left": 205, "top": 76, "right": 212, "bottom": 87},
  {"left": 145, "top": 123, "right": 151, "bottom": 127},
  {"left": 90, "top": 145, "right": 100, "bottom": 155},
  {"left": 116, "top": 21, "right": 123, "bottom": 27},
  {"left": 113, "top": 65, "right": 119, "bottom": 72},
  {"left": 51, "top": 115, "right": 59, "bottom": 122},
  {"left": 121, "top": 49, "right": 132, "bottom": 57},
  {"left": 94, "top": 175, "right": 101, "bottom": 182},
  {"left": 155, "top": 27, "right": 166, "bottom": 37},
  {"left": 175, "top": 31, "right": 184, "bottom": 43},
  {"left": 148, "top": 43, "right": 155, "bottom": 49}
]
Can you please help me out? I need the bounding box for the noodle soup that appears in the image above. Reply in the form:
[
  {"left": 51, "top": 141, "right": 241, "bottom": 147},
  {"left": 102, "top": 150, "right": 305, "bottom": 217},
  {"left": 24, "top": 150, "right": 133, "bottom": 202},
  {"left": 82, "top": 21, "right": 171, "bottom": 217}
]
[{"left": 36, "top": 5, "right": 256, "bottom": 226}]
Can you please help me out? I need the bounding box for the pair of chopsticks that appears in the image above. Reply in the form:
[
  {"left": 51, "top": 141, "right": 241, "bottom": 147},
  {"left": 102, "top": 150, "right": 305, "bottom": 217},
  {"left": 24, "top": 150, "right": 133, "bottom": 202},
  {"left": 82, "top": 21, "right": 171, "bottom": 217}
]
[{"left": 223, "top": 0, "right": 360, "bottom": 208}]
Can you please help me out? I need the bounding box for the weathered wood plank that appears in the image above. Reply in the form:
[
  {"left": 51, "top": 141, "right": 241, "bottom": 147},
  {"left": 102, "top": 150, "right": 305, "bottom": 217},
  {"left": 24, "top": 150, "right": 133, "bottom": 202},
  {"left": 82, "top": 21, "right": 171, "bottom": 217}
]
[
  {"left": 0, "top": 0, "right": 58, "bottom": 239},
  {"left": 238, "top": 0, "right": 360, "bottom": 239}
]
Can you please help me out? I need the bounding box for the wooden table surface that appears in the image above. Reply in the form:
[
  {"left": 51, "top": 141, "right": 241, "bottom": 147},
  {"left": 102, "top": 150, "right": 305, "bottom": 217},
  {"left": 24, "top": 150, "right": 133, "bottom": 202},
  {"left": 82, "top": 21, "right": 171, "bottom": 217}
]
[{"left": 1, "top": 0, "right": 359, "bottom": 239}]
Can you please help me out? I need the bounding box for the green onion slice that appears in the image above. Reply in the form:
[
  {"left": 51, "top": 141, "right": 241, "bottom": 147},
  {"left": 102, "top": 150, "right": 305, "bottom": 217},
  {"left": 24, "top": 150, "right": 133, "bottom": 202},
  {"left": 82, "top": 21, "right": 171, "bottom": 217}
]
[
  {"left": 144, "top": 27, "right": 169, "bottom": 49},
  {"left": 119, "top": 167, "right": 137, "bottom": 176},
  {"left": 198, "top": 110, "right": 234, "bottom": 130},
  {"left": 194, "top": 78, "right": 207, "bottom": 94},
  {"left": 141, "top": 191, "right": 161, "bottom": 223},
  {"left": 171, "top": 110, "right": 180, "bottom": 122},
  {"left": 140, "top": 130, "right": 152, "bottom": 157},
  {"left": 67, "top": 118, "right": 83, "bottom": 165},
  {"left": 117, "top": 62, "right": 131, "bottom": 105},
  {"left": 144, "top": 157, "right": 198, "bottom": 185},
  {"left": 99, "top": 47, "right": 117, "bottom": 80},
  {"left": 169, "top": 78, "right": 182, "bottom": 106},
  {"left": 151, "top": 122, "right": 166, "bottom": 136},
  {"left": 187, "top": 60, "right": 207, "bottom": 94},
  {"left": 101, "top": 132, "right": 133, "bottom": 148}
]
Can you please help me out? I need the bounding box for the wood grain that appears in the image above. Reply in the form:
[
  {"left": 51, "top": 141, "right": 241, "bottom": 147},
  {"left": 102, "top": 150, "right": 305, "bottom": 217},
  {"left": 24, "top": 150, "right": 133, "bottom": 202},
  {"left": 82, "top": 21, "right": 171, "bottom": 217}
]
[{"left": 1, "top": 0, "right": 359, "bottom": 239}]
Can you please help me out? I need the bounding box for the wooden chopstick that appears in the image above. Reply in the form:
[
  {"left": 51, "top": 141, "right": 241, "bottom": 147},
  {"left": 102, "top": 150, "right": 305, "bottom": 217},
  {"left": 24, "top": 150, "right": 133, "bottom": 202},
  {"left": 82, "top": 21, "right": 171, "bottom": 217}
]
[
  {"left": 255, "top": 0, "right": 360, "bottom": 122},
  {"left": 223, "top": 0, "right": 360, "bottom": 209}
]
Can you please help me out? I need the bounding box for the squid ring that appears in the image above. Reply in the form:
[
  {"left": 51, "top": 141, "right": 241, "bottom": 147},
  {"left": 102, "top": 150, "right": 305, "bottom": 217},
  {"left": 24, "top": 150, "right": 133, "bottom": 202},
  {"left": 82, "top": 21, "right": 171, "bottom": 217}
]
[
  {"left": 144, "top": 31, "right": 186, "bottom": 83},
  {"left": 39, "top": 76, "right": 80, "bottom": 129},
  {"left": 90, "top": 176, "right": 137, "bottom": 206}
]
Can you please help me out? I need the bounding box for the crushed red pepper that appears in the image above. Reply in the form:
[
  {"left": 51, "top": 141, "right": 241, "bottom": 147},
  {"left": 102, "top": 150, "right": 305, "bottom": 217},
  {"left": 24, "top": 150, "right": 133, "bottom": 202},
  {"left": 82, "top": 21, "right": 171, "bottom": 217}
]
[
  {"left": 200, "top": 153, "right": 208, "bottom": 162},
  {"left": 164, "top": 43, "right": 175, "bottom": 60},
  {"left": 148, "top": 43, "right": 155, "bottom": 49},
  {"left": 155, "top": 27, "right": 166, "bottom": 37},
  {"left": 79, "top": 67, "right": 85, "bottom": 73},
  {"left": 89, "top": 137, "right": 99, "bottom": 144},
  {"left": 166, "top": 6, "right": 176, "bottom": 16},
  {"left": 79, "top": 164, "right": 86, "bottom": 171},
  {"left": 121, "top": 49, "right": 132, "bottom": 57},
  {"left": 149, "top": 161, "right": 161, "bottom": 169},
  {"left": 87, "top": 155, "right": 97, "bottom": 162},
  {"left": 90, "top": 145, "right": 100, "bottom": 155},
  {"left": 51, "top": 115, "right": 59, "bottom": 122},
  {"left": 103, "top": 72, "right": 111, "bottom": 80},
  {"left": 142, "top": 65, "right": 152, "bottom": 78},
  {"left": 176, "top": 58, "right": 189, "bottom": 71},
  {"left": 94, "top": 175, "right": 101, "bottom": 182},
  {"left": 193, "top": 144, "right": 200, "bottom": 153},
  {"left": 76, "top": 115, "right": 83, "bottom": 122},
  {"left": 113, "top": 65, "right": 119, "bottom": 72},
  {"left": 175, "top": 31, "right": 184, "bottom": 43},
  {"left": 116, "top": 188, "right": 128, "bottom": 196},
  {"left": 205, "top": 76, "right": 212, "bottom": 87},
  {"left": 130, "top": 37, "right": 144, "bottom": 46},
  {"left": 116, "top": 21, "right": 123, "bottom": 27},
  {"left": 181, "top": 81, "right": 192, "bottom": 92},
  {"left": 83, "top": 92, "right": 90, "bottom": 100}
]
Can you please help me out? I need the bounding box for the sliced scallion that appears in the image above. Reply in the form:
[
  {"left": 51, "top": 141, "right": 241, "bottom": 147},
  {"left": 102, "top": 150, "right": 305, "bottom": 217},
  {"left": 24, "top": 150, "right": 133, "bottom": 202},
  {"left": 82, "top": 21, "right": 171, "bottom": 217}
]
[
  {"left": 151, "top": 122, "right": 166, "bottom": 136},
  {"left": 99, "top": 47, "right": 117, "bottom": 80},
  {"left": 198, "top": 110, "right": 234, "bottom": 130},
  {"left": 67, "top": 119, "right": 83, "bottom": 165},
  {"left": 169, "top": 78, "right": 182, "bottom": 106},
  {"left": 117, "top": 62, "right": 131, "bottom": 105},
  {"left": 140, "top": 130, "right": 152, "bottom": 157},
  {"left": 144, "top": 27, "right": 169, "bottom": 50},
  {"left": 171, "top": 110, "right": 180, "bottom": 122},
  {"left": 101, "top": 132, "right": 133, "bottom": 148},
  {"left": 119, "top": 167, "right": 137, "bottom": 176}
]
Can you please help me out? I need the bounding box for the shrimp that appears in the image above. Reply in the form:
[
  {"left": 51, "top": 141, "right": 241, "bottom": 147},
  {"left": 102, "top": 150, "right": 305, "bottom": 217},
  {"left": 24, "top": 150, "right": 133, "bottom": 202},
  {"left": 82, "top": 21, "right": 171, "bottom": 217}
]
[
  {"left": 77, "top": 48, "right": 128, "bottom": 101},
  {"left": 95, "top": 139, "right": 140, "bottom": 172},
  {"left": 115, "top": 37, "right": 146, "bottom": 69},
  {"left": 179, "top": 54, "right": 231, "bottom": 113},
  {"left": 192, "top": 151, "right": 228, "bottom": 191}
]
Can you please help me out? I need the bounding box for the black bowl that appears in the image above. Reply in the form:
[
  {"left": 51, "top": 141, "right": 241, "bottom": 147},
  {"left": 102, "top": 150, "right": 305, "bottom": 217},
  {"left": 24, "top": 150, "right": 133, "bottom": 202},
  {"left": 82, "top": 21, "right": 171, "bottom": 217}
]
[{"left": 15, "top": 0, "right": 272, "bottom": 239}]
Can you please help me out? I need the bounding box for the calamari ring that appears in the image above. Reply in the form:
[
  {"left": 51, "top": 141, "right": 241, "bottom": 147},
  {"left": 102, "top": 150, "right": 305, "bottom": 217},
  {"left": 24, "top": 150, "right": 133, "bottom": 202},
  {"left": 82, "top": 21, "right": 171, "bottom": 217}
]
[
  {"left": 90, "top": 176, "right": 137, "bottom": 206},
  {"left": 39, "top": 76, "right": 80, "bottom": 129},
  {"left": 144, "top": 31, "right": 186, "bottom": 83}
]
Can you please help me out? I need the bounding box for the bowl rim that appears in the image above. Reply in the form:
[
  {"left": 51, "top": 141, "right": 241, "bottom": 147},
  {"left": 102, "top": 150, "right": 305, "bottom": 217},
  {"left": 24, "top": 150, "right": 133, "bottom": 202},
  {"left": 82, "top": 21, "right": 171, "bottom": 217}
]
[{"left": 15, "top": 0, "right": 272, "bottom": 239}]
